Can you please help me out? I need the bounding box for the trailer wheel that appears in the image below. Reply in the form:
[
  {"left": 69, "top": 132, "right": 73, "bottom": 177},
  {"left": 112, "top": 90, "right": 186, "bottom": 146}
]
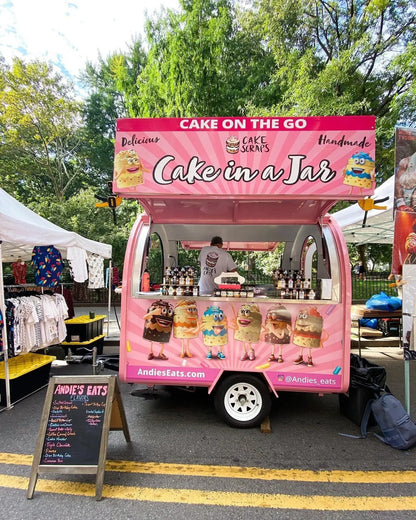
[{"left": 214, "top": 374, "right": 272, "bottom": 428}]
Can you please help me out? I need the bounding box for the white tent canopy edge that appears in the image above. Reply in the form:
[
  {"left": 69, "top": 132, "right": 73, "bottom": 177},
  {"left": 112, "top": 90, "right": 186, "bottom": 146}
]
[
  {"left": 331, "top": 175, "right": 394, "bottom": 245},
  {"left": 0, "top": 187, "right": 112, "bottom": 261}
]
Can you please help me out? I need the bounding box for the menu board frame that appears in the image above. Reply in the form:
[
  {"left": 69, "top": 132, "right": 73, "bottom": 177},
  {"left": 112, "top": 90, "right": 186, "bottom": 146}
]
[{"left": 27, "top": 375, "right": 130, "bottom": 500}]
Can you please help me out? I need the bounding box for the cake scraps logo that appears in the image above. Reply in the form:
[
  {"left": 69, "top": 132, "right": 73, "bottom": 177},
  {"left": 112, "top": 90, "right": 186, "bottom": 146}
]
[{"left": 225, "top": 135, "right": 270, "bottom": 154}]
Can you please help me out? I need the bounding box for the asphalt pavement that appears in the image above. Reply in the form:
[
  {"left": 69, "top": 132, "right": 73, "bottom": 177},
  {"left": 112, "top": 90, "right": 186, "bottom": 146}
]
[{"left": 1, "top": 305, "right": 416, "bottom": 519}]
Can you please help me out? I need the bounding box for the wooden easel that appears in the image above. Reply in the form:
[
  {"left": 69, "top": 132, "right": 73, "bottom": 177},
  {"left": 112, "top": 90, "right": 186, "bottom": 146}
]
[{"left": 27, "top": 375, "right": 130, "bottom": 500}]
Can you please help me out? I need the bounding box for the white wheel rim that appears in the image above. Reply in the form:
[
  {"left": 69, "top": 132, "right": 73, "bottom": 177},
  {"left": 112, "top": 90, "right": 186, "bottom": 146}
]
[{"left": 223, "top": 382, "right": 263, "bottom": 422}]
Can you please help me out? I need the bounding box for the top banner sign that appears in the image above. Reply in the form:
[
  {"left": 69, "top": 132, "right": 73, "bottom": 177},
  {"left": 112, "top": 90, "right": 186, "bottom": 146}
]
[{"left": 113, "top": 116, "right": 376, "bottom": 200}]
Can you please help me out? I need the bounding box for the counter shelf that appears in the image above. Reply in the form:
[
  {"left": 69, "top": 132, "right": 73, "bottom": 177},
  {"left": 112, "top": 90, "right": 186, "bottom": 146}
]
[{"left": 135, "top": 292, "right": 337, "bottom": 305}]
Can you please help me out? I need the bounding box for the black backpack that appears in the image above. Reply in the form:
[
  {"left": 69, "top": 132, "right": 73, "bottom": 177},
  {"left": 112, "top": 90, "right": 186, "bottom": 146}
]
[{"left": 361, "top": 393, "right": 416, "bottom": 450}]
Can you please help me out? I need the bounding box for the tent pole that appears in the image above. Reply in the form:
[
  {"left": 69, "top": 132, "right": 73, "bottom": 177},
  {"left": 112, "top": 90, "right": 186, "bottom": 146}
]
[{"left": 0, "top": 242, "right": 12, "bottom": 409}]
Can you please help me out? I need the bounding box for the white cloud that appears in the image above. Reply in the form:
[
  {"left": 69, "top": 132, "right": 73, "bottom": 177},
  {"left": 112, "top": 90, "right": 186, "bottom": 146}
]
[{"left": 0, "top": 0, "right": 180, "bottom": 81}]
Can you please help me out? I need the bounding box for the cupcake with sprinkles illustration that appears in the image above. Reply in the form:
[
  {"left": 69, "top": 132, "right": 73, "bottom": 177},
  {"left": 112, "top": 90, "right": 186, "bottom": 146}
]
[
  {"left": 202, "top": 305, "right": 228, "bottom": 359},
  {"left": 343, "top": 152, "right": 375, "bottom": 193}
]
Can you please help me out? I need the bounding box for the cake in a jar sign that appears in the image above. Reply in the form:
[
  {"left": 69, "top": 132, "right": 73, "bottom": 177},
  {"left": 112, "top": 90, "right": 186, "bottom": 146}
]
[{"left": 153, "top": 154, "right": 336, "bottom": 185}]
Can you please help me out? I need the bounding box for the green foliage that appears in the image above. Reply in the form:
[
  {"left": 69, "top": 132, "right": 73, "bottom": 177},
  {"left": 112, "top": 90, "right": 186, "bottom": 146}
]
[
  {"left": 33, "top": 188, "right": 139, "bottom": 273},
  {"left": 249, "top": 0, "right": 416, "bottom": 182},
  {"left": 348, "top": 243, "right": 393, "bottom": 271},
  {"left": 0, "top": 58, "right": 82, "bottom": 202},
  {"left": 126, "top": 0, "right": 274, "bottom": 117},
  {"left": 79, "top": 43, "right": 148, "bottom": 191},
  {"left": 2, "top": 0, "right": 416, "bottom": 279}
]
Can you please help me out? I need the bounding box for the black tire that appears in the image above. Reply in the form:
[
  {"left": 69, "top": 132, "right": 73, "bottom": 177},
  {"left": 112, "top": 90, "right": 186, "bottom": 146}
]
[{"left": 214, "top": 373, "right": 272, "bottom": 428}]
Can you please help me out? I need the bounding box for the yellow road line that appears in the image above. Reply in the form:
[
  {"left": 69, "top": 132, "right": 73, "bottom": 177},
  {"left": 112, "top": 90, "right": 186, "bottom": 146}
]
[
  {"left": 0, "top": 452, "right": 415, "bottom": 484},
  {"left": 1, "top": 473, "right": 415, "bottom": 510}
]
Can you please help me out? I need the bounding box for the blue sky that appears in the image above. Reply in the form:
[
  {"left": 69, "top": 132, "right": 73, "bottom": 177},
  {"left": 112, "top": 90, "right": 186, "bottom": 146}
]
[{"left": 0, "top": 0, "right": 179, "bottom": 82}]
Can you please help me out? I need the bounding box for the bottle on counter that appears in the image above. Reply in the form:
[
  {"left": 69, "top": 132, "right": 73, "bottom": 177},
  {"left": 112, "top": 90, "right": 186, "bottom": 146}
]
[
  {"left": 141, "top": 270, "right": 150, "bottom": 292},
  {"left": 308, "top": 289, "right": 316, "bottom": 300}
]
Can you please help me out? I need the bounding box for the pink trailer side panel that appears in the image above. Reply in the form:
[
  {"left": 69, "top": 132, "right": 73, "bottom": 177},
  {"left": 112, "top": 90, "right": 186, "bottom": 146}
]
[{"left": 119, "top": 296, "right": 347, "bottom": 393}]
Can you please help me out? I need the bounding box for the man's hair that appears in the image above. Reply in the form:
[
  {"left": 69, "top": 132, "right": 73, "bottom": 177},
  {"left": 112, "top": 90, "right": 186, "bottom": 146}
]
[{"left": 210, "top": 236, "right": 223, "bottom": 246}]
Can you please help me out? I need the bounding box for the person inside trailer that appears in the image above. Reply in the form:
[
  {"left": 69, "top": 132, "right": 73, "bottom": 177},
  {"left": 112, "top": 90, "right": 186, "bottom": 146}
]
[{"left": 198, "top": 236, "right": 237, "bottom": 296}]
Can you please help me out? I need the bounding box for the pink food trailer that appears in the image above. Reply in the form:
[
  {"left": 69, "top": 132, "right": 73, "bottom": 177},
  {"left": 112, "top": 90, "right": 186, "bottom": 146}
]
[{"left": 113, "top": 116, "right": 376, "bottom": 427}]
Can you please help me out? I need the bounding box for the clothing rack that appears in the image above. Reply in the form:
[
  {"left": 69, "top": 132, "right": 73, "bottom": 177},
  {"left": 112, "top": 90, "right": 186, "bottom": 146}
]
[
  {"left": 3, "top": 284, "right": 45, "bottom": 295},
  {"left": 1, "top": 285, "right": 62, "bottom": 410}
]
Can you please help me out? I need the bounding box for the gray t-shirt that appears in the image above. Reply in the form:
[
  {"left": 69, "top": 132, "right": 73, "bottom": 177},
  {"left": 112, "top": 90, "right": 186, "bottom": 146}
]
[{"left": 198, "top": 246, "right": 237, "bottom": 295}]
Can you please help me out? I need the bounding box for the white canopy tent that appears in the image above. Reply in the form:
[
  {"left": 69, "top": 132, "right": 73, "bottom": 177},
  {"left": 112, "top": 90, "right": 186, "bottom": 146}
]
[
  {"left": 0, "top": 187, "right": 112, "bottom": 261},
  {"left": 331, "top": 175, "right": 395, "bottom": 245},
  {"left": 0, "top": 187, "right": 112, "bottom": 409}
]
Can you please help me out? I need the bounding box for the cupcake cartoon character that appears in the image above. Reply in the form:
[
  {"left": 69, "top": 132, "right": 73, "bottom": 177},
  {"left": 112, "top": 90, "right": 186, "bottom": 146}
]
[
  {"left": 143, "top": 300, "right": 174, "bottom": 360},
  {"left": 114, "top": 149, "right": 150, "bottom": 189},
  {"left": 343, "top": 152, "right": 375, "bottom": 194},
  {"left": 173, "top": 299, "right": 200, "bottom": 358},
  {"left": 293, "top": 307, "right": 327, "bottom": 367},
  {"left": 202, "top": 305, "right": 228, "bottom": 359},
  {"left": 262, "top": 305, "right": 292, "bottom": 363},
  {"left": 233, "top": 303, "right": 262, "bottom": 361}
]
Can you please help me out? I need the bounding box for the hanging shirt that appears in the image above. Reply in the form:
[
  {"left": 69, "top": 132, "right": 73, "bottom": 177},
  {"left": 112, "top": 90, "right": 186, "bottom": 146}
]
[
  {"left": 112, "top": 266, "right": 120, "bottom": 287},
  {"left": 106, "top": 266, "right": 120, "bottom": 288},
  {"left": 31, "top": 246, "right": 63, "bottom": 287},
  {"left": 66, "top": 246, "right": 88, "bottom": 283},
  {"left": 12, "top": 261, "right": 27, "bottom": 284},
  {"left": 87, "top": 253, "right": 105, "bottom": 289}
]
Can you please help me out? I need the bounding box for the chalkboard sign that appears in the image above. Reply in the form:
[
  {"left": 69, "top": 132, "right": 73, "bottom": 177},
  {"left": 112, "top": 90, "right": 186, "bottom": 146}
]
[
  {"left": 40, "top": 381, "right": 109, "bottom": 466},
  {"left": 27, "top": 375, "right": 130, "bottom": 500}
]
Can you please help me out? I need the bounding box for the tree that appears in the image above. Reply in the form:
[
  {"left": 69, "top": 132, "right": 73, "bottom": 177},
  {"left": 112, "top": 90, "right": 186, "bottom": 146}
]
[
  {"left": 121, "top": 0, "right": 274, "bottom": 117},
  {"left": 0, "top": 58, "right": 83, "bottom": 202},
  {"left": 79, "top": 41, "right": 148, "bottom": 190},
  {"left": 249, "top": 0, "right": 416, "bottom": 182}
]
